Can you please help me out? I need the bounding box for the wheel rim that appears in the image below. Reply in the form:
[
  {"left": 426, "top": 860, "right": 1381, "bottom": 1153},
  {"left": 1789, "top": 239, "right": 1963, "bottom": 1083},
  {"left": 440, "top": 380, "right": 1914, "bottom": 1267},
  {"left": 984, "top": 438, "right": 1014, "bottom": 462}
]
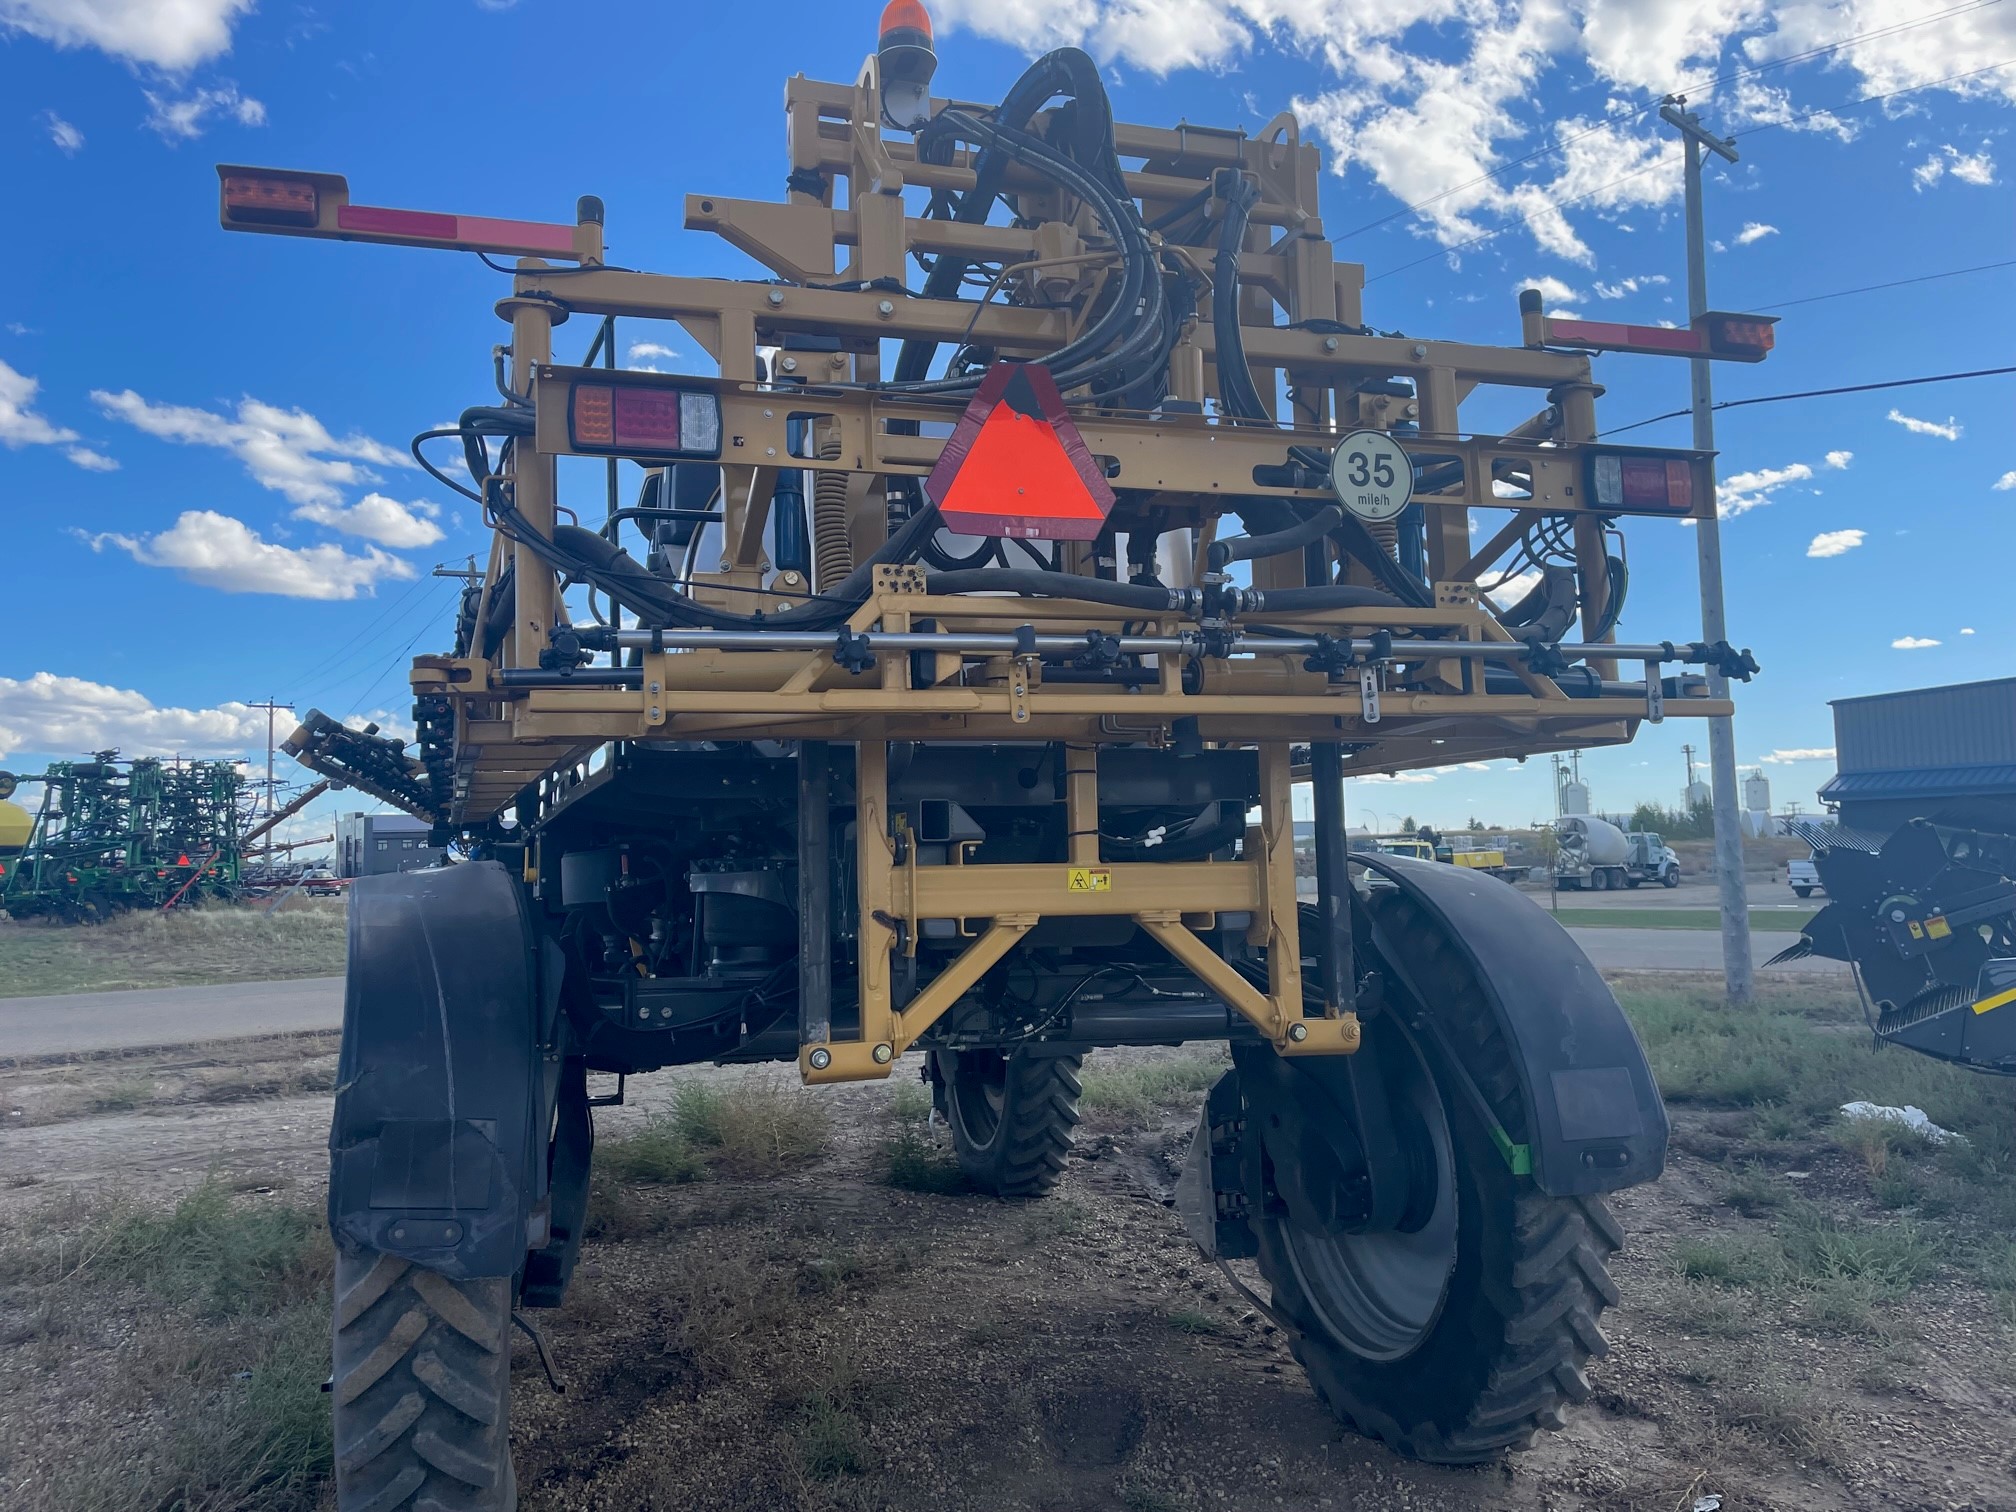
[
  {"left": 1278, "top": 1039, "right": 1458, "bottom": 1363},
  {"left": 948, "top": 1052, "right": 1008, "bottom": 1148}
]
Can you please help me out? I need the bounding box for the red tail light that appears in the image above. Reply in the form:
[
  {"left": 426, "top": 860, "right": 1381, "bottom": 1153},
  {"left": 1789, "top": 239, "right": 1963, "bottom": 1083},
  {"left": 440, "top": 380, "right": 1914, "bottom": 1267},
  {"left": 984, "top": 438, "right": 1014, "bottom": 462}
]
[
  {"left": 568, "top": 382, "right": 721, "bottom": 459},
  {"left": 1589, "top": 451, "right": 1695, "bottom": 512},
  {"left": 222, "top": 173, "right": 319, "bottom": 227}
]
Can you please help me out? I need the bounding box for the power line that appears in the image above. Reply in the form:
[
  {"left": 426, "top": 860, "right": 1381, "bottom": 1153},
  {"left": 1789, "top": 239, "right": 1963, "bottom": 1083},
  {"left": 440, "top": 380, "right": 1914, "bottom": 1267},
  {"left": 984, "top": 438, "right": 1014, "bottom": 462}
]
[
  {"left": 1336, "top": 0, "right": 2007, "bottom": 242},
  {"left": 1362, "top": 57, "right": 2016, "bottom": 284},
  {"left": 1600, "top": 364, "right": 2016, "bottom": 436},
  {"left": 1753, "top": 258, "right": 2016, "bottom": 311}
]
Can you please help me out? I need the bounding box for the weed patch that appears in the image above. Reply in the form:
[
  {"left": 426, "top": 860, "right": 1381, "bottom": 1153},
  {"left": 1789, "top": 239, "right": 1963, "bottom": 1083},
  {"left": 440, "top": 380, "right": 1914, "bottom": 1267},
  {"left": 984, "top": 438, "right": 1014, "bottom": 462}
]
[{"left": 1079, "top": 1053, "right": 1225, "bottom": 1125}]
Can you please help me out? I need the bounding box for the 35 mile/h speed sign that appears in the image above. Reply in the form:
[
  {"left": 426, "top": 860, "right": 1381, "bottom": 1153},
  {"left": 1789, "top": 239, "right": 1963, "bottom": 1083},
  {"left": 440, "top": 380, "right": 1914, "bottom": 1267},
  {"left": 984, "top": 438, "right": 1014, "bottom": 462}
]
[{"left": 1328, "top": 429, "right": 1414, "bottom": 523}]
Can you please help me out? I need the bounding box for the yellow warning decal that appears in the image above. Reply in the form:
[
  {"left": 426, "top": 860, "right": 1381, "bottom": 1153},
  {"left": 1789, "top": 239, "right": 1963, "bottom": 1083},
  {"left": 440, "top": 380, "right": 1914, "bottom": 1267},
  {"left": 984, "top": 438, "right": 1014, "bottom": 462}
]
[
  {"left": 1907, "top": 920, "right": 1925, "bottom": 939},
  {"left": 1926, "top": 916, "right": 1952, "bottom": 940},
  {"left": 1973, "top": 986, "right": 2016, "bottom": 1016},
  {"left": 1067, "top": 867, "right": 1113, "bottom": 893}
]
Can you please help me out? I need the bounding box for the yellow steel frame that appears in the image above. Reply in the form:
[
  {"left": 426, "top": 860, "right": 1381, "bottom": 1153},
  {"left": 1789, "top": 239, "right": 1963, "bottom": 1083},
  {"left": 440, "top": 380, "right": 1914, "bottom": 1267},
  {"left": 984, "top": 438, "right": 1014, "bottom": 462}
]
[{"left": 238, "top": 60, "right": 1743, "bottom": 1083}]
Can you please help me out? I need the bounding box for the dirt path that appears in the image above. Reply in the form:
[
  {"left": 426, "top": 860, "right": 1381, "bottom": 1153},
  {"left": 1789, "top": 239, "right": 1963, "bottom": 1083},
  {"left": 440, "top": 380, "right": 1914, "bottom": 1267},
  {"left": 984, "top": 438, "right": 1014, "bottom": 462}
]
[{"left": 5, "top": 1038, "right": 2014, "bottom": 1512}]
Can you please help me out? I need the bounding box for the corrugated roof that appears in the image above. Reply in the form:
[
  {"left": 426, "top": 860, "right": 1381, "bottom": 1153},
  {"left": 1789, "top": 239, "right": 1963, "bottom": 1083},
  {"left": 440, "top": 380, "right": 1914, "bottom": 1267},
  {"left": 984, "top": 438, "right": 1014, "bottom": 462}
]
[
  {"left": 1831, "top": 676, "right": 2016, "bottom": 709},
  {"left": 1818, "top": 762, "right": 2016, "bottom": 801},
  {"left": 1831, "top": 678, "right": 2016, "bottom": 773}
]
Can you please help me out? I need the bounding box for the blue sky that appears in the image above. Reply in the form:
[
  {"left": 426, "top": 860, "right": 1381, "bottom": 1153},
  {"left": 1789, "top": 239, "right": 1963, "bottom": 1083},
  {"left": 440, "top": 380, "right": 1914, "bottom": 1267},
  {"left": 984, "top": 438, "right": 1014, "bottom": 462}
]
[{"left": 2, "top": 0, "right": 2012, "bottom": 846}]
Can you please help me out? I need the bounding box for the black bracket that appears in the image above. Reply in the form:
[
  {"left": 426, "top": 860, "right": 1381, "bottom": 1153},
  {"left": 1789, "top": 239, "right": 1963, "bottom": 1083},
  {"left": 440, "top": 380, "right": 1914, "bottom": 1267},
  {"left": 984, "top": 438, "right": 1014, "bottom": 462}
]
[{"left": 833, "top": 627, "right": 876, "bottom": 675}]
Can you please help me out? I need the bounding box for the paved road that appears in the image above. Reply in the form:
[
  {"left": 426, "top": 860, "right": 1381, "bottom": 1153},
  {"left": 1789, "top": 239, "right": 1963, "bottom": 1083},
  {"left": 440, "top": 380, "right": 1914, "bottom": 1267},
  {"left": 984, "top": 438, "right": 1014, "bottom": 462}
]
[
  {"left": 0, "top": 976, "right": 344, "bottom": 1059},
  {"left": 1567, "top": 926, "right": 1844, "bottom": 977},
  {"left": 0, "top": 921, "right": 1843, "bottom": 1060}
]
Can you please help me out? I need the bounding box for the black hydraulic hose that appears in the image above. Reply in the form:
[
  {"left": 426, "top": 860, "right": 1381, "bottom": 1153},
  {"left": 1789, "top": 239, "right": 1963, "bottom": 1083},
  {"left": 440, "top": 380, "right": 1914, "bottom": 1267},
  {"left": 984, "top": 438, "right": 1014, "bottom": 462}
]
[
  {"left": 1212, "top": 175, "right": 1272, "bottom": 423},
  {"left": 1104, "top": 810, "right": 1246, "bottom": 864},
  {"left": 923, "top": 568, "right": 1178, "bottom": 612},
  {"left": 1242, "top": 583, "right": 1406, "bottom": 612},
  {"left": 1213, "top": 505, "right": 1342, "bottom": 567},
  {"left": 887, "top": 111, "right": 1154, "bottom": 398},
  {"left": 547, "top": 503, "right": 946, "bottom": 631},
  {"left": 894, "top": 47, "right": 1124, "bottom": 390}
]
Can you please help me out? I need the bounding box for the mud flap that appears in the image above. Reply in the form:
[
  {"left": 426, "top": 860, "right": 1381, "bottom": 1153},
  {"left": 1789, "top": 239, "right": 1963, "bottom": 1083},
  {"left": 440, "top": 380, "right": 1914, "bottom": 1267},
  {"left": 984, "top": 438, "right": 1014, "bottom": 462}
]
[
  {"left": 329, "top": 860, "right": 556, "bottom": 1279},
  {"left": 1354, "top": 853, "right": 1667, "bottom": 1196}
]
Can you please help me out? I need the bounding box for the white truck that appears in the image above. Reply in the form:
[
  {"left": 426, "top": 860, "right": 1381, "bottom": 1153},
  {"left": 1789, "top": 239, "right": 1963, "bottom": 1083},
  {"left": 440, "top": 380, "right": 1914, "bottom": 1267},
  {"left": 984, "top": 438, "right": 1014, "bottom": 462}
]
[
  {"left": 1553, "top": 816, "right": 1681, "bottom": 891},
  {"left": 1788, "top": 857, "right": 1823, "bottom": 899}
]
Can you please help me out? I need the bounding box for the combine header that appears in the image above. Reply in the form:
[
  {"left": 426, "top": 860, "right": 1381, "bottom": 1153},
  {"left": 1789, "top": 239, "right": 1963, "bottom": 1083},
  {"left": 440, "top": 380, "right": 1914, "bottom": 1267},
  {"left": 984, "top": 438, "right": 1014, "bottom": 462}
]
[{"left": 230, "top": 6, "right": 1766, "bottom": 1504}]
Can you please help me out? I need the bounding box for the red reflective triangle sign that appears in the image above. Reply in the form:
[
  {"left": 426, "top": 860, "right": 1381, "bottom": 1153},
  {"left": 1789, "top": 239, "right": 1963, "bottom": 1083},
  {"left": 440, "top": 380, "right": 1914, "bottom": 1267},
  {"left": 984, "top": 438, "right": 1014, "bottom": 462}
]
[{"left": 924, "top": 361, "right": 1115, "bottom": 541}]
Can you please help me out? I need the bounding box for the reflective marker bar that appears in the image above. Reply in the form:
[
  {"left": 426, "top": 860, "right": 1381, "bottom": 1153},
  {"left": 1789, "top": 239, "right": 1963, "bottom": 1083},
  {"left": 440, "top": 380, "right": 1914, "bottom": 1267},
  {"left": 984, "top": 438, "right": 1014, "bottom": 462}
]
[
  {"left": 1518, "top": 288, "right": 1777, "bottom": 363},
  {"left": 1545, "top": 318, "right": 1706, "bottom": 356},
  {"left": 217, "top": 165, "right": 600, "bottom": 262}
]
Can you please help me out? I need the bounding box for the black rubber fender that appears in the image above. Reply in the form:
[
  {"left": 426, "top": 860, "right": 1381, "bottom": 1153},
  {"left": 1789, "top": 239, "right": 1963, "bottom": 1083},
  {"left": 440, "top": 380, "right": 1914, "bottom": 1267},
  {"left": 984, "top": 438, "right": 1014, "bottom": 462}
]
[
  {"left": 1353, "top": 853, "right": 1667, "bottom": 1196},
  {"left": 329, "top": 860, "right": 552, "bottom": 1278}
]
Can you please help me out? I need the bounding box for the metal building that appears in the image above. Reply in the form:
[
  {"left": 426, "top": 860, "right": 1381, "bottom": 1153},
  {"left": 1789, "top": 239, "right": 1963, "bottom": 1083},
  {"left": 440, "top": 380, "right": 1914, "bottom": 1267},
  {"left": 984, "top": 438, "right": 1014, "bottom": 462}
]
[
  {"left": 336, "top": 811, "right": 442, "bottom": 878},
  {"left": 1820, "top": 677, "right": 2016, "bottom": 832}
]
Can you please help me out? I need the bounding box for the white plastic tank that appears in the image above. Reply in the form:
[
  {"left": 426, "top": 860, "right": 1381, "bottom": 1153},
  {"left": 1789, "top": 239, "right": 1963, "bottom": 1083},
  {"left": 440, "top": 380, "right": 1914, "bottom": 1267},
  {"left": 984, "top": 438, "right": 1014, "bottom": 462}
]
[
  {"left": 1556, "top": 815, "right": 1629, "bottom": 867},
  {"left": 1560, "top": 780, "right": 1590, "bottom": 816}
]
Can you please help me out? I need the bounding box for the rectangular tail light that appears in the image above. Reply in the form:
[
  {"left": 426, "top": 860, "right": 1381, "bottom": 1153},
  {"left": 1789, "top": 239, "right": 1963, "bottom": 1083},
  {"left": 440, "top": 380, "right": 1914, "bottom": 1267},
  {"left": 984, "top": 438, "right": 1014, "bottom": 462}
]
[
  {"left": 1589, "top": 451, "right": 1696, "bottom": 512},
  {"left": 568, "top": 382, "right": 722, "bottom": 459},
  {"left": 222, "top": 173, "right": 319, "bottom": 227}
]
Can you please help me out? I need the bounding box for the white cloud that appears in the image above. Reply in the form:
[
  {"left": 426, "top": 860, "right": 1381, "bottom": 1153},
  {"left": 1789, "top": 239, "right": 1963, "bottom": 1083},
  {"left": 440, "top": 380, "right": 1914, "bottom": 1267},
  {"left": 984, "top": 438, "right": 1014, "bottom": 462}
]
[
  {"left": 1718, "top": 461, "right": 1813, "bottom": 519},
  {"left": 40, "top": 109, "right": 82, "bottom": 153},
  {"left": 93, "top": 389, "right": 411, "bottom": 506},
  {"left": 1761, "top": 748, "right": 1835, "bottom": 764},
  {"left": 627, "top": 340, "right": 679, "bottom": 372},
  {"left": 0, "top": 358, "right": 78, "bottom": 449},
  {"left": 1517, "top": 275, "right": 1584, "bottom": 314},
  {"left": 1353, "top": 770, "right": 1437, "bottom": 785},
  {"left": 1913, "top": 144, "right": 1997, "bottom": 191},
  {"left": 1892, "top": 636, "right": 1941, "bottom": 650},
  {"left": 292, "top": 493, "right": 443, "bottom": 549},
  {"left": 1484, "top": 567, "right": 1544, "bottom": 609},
  {"left": 1992, "top": 471, "right": 2016, "bottom": 490},
  {"left": 1824, "top": 450, "right": 1852, "bottom": 470},
  {"left": 1733, "top": 222, "right": 1778, "bottom": 246},
  {"left": 1592, "top": 274, "right": 1668, "bottom": 300},
  {"left": 0, "top": 0, "right": 253, "bottom": 70},
  {"left": 83, "top": 510, "right": 414, "bottom": 600},
  {"left": 0, "top": 672, "right": 265, "bottom": 763},
  {"left": 1806, "top": 529, "right": 1864, "bottom": 558},
  {"left": 143, "top": 82, "right": 265, "bottom": 141},
  {"left": 931, "top": 1, "right": 2016, "bottom": 267},
  {"left": 1887, "top": 409, "right": 1962, "bottom": 441},
  {"left": 1962, "top": 627, "right": 1977, "bottom": 635},
  {"left": 65, "top": 446, "right": 118, "bottom": 471}
]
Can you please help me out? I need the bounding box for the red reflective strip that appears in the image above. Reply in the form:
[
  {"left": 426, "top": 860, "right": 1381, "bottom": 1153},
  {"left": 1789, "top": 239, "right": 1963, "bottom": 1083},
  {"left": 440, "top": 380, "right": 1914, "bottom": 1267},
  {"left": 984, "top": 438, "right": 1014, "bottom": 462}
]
[
  {"left": 459, "top": 215, "right": 577, "bottom": 255},
  {"left": 336, "top": 204, "right": 577, "bottom": 254},
  {"left": 1547, "top": 319, "right": 1704, "bottom": 354},
  {"left": 338, "top": 204, "right": 458, "bottom": 240}
]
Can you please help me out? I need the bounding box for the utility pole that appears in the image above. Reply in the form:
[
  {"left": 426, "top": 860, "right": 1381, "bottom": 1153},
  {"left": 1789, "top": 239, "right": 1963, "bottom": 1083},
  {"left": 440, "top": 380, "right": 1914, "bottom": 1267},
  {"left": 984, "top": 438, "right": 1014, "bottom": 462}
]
[
  {"left": 245, "top": 697, "right": 294, "bottom": 821},
  {"left": 432, "top": 556, "right": 481, "bottom": 583},
  {"left": 1662, "top": 96, "right": 1753, "bottom": 1004}
]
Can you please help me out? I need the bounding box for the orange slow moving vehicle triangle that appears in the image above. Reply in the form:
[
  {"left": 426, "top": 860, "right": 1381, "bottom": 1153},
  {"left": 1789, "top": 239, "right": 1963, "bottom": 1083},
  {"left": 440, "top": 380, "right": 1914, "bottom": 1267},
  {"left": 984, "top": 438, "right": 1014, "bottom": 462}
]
[{"left": 925, "top": 361, "right": 1116, "bottom": 540}]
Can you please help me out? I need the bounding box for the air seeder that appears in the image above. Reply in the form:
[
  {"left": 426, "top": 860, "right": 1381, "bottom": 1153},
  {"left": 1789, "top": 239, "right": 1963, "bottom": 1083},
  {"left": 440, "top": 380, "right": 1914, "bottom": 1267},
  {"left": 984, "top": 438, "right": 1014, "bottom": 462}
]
[{"left": 237, "top": 8, "right": 1765, "bottom": 1504}]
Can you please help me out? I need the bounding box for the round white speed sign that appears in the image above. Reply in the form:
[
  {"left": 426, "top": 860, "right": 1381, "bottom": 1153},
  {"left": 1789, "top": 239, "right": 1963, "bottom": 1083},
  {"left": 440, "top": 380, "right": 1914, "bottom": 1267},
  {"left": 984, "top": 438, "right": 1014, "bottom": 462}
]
[{"left": 1328, "top": 429, "right": 1414, "bottom": 523}]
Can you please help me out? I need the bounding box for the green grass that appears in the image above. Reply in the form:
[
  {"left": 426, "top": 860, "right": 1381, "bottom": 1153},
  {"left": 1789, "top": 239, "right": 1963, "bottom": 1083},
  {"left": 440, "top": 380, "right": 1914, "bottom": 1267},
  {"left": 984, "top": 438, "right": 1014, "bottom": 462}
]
[
  {"left": 0, "top": 1181, "right": 334, "bottom": 1511},
  {"left": 878, "top": 1120, "right": 971, "bottom": 1193},
  {"left": 0, "top": 905, "right": 347, "bottom": 997},
  {"left": 1078, "top": 1052, "right": 1227, "bottom": 1125},
  {"left": 597, "top": 1077, "right": 831, "bottom": 1190},
  {"left": 1550, "top": 908, "right": 1814, "bottom": 931}
]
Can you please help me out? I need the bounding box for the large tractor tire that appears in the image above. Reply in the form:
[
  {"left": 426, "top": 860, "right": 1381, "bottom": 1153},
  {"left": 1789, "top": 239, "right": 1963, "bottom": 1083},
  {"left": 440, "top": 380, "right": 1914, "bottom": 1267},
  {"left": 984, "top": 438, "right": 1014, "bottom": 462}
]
[
  {"left": 1252, "top": 902, "right": 1624, "bottom": 1463},
  {"left": 934, "top": 1048, "right": 1082, "bottom": 1198},
  {"left": 332, "top": 1247, "right": 515, "bottom": 1511}
]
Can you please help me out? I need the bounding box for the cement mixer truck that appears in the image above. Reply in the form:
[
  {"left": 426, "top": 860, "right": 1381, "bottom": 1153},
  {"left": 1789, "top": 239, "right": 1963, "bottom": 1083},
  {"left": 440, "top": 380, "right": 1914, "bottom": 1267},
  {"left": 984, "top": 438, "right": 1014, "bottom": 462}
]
[{"left": 1554, "top": 816, "right": 1680, "bottom": 891}]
